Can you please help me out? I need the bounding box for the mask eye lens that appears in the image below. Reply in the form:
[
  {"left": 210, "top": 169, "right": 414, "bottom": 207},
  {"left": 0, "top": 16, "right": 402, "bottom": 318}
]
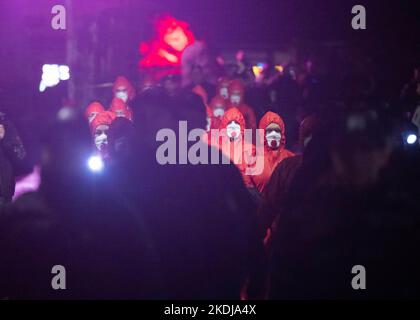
[
  {"left": 267, "top": 127, "right": 281, "bottom": 134},
  {"left": 96, "top": 130, "right": 106, "bottom": 136}
]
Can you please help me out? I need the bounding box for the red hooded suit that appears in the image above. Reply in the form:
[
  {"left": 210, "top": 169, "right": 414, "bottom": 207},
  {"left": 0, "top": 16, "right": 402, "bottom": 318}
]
[
  {"left": 90, "top": 111, "right": 116, "bottom": 158},
  {"left": 85, "top": 101, "right": 105, "bottom": 123},
  {"left": 209, "top": 95, "right": 228, "bottom": 129},
  {"left": 109, "top": 98, "right": 133, "bottom": 122},
  {"left": 90, "top": 111, "right": 115, "bottom": 135},
  {"left": 216, "top": 76, "right": 231, "bottom": 100},
  {"left": 251, "top": 111, "right": 294, "bottom": 193},
  {"left": 219, "top": 107, "right": 257, "bottom": 188},
  {"left": 113, "top": 76, "right": 136, "bottom": 102}
]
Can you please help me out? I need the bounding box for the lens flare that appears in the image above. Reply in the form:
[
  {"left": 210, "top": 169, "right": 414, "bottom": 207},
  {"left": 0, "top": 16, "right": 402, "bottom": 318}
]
[
  {"left": 406, "top": 134, "right": 417, "bottom": 145},
  {"left": 88, "top": 155, "right": 104, "bottom": 172}
]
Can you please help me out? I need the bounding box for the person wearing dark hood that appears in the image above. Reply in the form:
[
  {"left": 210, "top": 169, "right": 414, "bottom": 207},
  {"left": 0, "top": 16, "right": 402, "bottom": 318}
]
[
  {"left": 1, "top": 116, "right": 159, "bottom": 299},
  {"left": 161, "top": 74, "right": 182, "bottom": 98},
  {"left": 107, "top": 117, "right": 135, "bottom": 164},
  {"left": 0, "top": 112, "right": 27, "bottom": 205},
  {"left": 107, "top": 90, "right": 267, "bottom": 299},
  {"left": 268, "top": 108, "right": 420, "bottom": 299}
]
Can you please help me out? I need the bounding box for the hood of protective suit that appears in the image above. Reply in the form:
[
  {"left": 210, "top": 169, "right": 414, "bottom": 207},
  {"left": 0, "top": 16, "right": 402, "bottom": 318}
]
[
  {"left": 228, "top": 79, "right": 245, "bottom": 105},
  {"left": 85, "top": 101, "right": 105, "bottom": 122},
  {"left": 209, "top": 95, "right": 227, "bottom": 116},
  {"left": 110, "top": 98, "right": 133, "bottom": 121},
  {"left": 252, "top": 112, "right": 294, "bottom": 193},
  {"left": 90, "top": 111, "right": 115, "bottom": 134},
  {"left": 217, "top": 77, "right": 231, "bottom": 99},
  {"left": 259, "top": 111, "right": 286, "bottom": 150},
  {"left": 219, "top": 107, "right": 257, "bottom": 188},
  {"left": 220, "top": 107, "right": 245, "bottom": 133},
  {"left": 112, "top": 76, "right": 136, "bottom": 102}
]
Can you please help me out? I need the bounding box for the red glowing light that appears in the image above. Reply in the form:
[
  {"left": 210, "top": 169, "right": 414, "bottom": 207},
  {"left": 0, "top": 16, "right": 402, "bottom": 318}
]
[{"left": 139, "top": 15, "right": 195, "bottom": 68}]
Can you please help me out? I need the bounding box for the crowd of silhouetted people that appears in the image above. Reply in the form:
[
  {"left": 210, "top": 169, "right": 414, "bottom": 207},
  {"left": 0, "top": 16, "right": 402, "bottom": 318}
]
[{"left": 1, "top": 55, "right": 420, "bottom": 299}]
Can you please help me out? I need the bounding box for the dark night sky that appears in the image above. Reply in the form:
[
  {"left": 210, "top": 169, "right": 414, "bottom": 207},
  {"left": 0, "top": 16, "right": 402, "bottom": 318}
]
[
  {"left": 1, "top": 0, "right": 419, "bottom": 45},
  {"left": 153, "top": 0, "right": 420, "bottom": 46},
  {"left": 0, "top": 0, "right": 418, "bottom": 86}
]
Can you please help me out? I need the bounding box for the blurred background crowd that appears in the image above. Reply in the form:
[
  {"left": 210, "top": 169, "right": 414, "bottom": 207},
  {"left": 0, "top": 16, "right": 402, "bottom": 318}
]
[{"left": 0, "top": 0, "right": 419, "bottom": 299}]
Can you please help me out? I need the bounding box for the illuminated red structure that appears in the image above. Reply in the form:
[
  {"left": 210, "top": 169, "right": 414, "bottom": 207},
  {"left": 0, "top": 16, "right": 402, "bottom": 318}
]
[{"left": 139, "top": 15, "right": 195, "bottom": 69}]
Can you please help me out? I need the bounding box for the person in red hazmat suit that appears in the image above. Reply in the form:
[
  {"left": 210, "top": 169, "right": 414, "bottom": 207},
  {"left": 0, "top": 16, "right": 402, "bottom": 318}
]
[
  {"left": 112, "top": 76, "right": 136, "bottom": 105},
  {"left": 219, "top": 107, "right": 259, "bottom": 189},
  {"left": 109, "top": 97, "right": 133, "bottom": 122},
  {"left": 258, "top": 114, "right": 319, "bottom": 247},
  {"left": 228, "top": 79, "right": 257, "bottom": 130},
  {"left": 90, "top": 111, "right": 116, "bottom": 158},
  {"left": 84, "top": 101, "right": 105, "bottom": 124},
  {"left": 216, "top": 76, "right": 231, "bottom": 101},
  {"left": 209, "top": 95, "right": 228, "bottom": 129},
  {"left": 251, "top": 111, "right": 295, "bottom": 193}
]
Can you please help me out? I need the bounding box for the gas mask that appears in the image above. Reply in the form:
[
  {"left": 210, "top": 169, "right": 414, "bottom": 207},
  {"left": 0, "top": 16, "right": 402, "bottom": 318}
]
[
  {"left": 115, "top": 89, "right": 128, "bottom": 102},
  {"left": 213, "top": 107, "right": 225, "bottom": 118},
  {"left": 266, "top": 131, "right": 281, "bottom": 149},
  {"left": 230, "top": 93, "right": 241, "bottom": 105},
  {"left": 227, "top": 121, "right": 241, "bottom": 140},
  {"left": 220, "top": 87, "right": 229, "bottom": 99},
  {"left": 94, "top": 132, "right": 108, "bottom": 151}
]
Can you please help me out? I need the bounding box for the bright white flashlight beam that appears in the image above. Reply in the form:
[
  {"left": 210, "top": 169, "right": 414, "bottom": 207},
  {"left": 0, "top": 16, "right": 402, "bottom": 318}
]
[
  {"left": 406, "top": 134, "right": 417, "bottom": 145},
  {"left": 39, "top": 64, "right": 70, "bottom": 92},
  {"left": 88, "top": 155, "right": 104, "bottom": 172}
]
